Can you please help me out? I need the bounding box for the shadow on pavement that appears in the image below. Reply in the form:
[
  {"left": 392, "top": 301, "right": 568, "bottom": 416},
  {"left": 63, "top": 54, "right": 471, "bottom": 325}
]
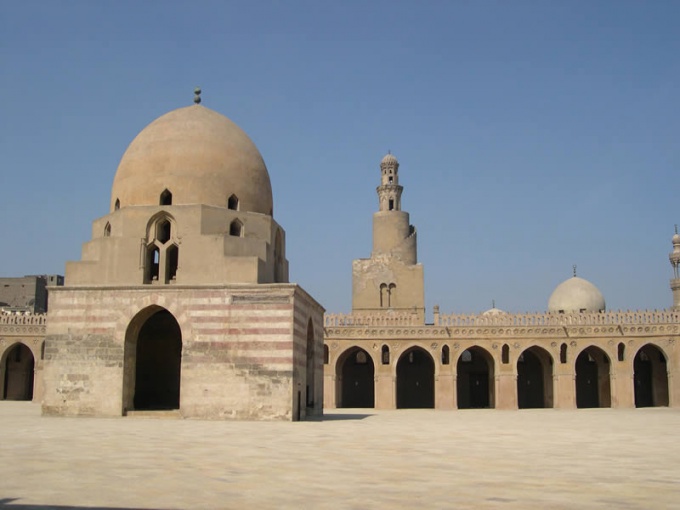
[
  {"left": 0, "top": 499, "right": 168, "bottom": 510},
  {"left": 312, "top": 413, "right": 373, "bottom": 421}
]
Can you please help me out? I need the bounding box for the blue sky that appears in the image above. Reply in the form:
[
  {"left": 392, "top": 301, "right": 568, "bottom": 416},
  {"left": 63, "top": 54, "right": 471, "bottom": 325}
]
[{"left": 1, "top": 1, "right": 678, "bottom": 315}]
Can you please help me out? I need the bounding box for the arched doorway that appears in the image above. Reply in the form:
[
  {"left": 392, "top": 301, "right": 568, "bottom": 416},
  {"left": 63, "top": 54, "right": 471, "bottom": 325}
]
[
  {"left": 397, "top": 347, "right": 435, "bottom": 409},
  {"left": 456, "top": 346, "right": 494, "bottom": 409},
  {"left": 124, "top": 307, "right": 182, "bottom": 411},
  {"left": 517, "top": 346, "right": 553, "bottom": 409},
  {"left": 575, "top": 346, "right": 611, "bottom": 408},
  {"left": 337, "top": 347, "right": 375, "bottom": 408},
  {"left": 2, "top": 343, "right": 35, "bottom": 400},
  {"left": 634, "top": 344, "right": 669, "bottom": 407}
]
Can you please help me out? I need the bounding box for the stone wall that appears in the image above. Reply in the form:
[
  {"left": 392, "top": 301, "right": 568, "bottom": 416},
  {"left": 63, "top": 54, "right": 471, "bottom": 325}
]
[{"left": 42, "top": 284, "right": 324, "bottom": 420}]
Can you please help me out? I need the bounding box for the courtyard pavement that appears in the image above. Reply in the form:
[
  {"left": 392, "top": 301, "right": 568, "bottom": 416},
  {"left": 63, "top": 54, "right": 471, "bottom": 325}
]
[{"left": 1, "top": 402, "right": 678, "bottom": 509}]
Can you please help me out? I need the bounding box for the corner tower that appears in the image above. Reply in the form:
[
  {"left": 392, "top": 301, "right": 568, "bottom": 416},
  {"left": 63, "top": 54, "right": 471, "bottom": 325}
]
[
  {"left": 352, "top": 153, "right": 425, "bottom": 321},
  {"left": 670, "top": 225, "right": 680, "bottom": 310}
]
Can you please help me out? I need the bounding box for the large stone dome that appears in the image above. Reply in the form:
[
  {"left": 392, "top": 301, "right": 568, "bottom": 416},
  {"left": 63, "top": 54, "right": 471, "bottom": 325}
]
[
  {"left": 110, "top": 104, "right": 273, "bottom": 215},
  {"left": 548, "top": 276, "right": 606, "bottom": 313}
]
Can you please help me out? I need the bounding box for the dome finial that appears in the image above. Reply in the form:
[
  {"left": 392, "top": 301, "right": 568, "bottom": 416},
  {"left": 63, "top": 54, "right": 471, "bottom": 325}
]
[
  {"left": 675, "top": 224, "right": 678, "bottom": 235},
  {"left": 573, "top": 264, "right": 577, "bottom": 277},
  {"left": 194, "top": 87, "right": 202, "bottom": 104},
  {"left": 492, "top": 299, "right": 496, "bottom": 309}
]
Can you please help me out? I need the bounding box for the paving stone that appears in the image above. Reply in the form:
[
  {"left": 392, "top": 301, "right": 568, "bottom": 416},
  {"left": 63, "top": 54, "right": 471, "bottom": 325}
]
[{"left": 1, "top": 402, "right": 678, "bottom": 509}]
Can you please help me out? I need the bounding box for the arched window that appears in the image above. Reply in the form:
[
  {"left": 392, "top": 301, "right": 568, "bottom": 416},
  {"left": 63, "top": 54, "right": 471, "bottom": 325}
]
[
  {"left": 379, "top": 284, "right": 387, "bottom": 308},
  {"left": 502, "top": 344, "right": 509, "bottom": 364},
  {"left": 381, "top": 344, "right": 390, "bottom": 365},
  {"left": 166, "top": 244, "right": 179, "bottom": 282},
  {"left": 229, "top": 219, "right": 243, "bottom": 237},
  {"left": 323, "top": 344, "right": 329, "bottom": 365},
  {"left": 160, "top": 189, "right": 172, "bottom": 206},
  {"left": 104, "top": 222, "right": 111, "bottom": 237},
  {"left": 146, "top": 245, "right": 160, "bottom": 283},
  {"left": 114, "top": 199, "right": 120, "bottom": 210},
  {"left": 228, "top": 194, "right": 239, "bottom": 210},
  {"left": 461, "top": 350, "right": 472, "bottom": 363},
  {"left": 144, "top": 214, "right": 179, "bottom": 285},
  {"left": 560, "top": 343, "right": 568, "bottom": 364},
  {"left": 388, "top": 283, "right": 396, "bottom": 307},
  {"left": 157, "top": 219, "right": 171, "bottom": 244},
  {"left": 441, "top": 345, "right": 450, "bottom": 365},
  {"left": 618, "top": 343, "right": 625, "bottom": 362},
  {"left": 274, "top": 229, "right": 284, "bottom": 282}
]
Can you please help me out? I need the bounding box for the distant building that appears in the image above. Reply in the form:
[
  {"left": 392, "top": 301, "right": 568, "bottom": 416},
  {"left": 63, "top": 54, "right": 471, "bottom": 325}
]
[{"left": 0, "top": 275, "right": 63, "bottom": 313}]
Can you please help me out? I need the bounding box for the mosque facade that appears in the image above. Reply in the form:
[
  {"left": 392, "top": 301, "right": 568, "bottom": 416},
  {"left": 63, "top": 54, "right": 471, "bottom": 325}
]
[
  {"left": 323, "top": 154, "right": 680, "bottom": 410},
  {"left": 0, "top": 101, "right": 678, "bottom": 416}
]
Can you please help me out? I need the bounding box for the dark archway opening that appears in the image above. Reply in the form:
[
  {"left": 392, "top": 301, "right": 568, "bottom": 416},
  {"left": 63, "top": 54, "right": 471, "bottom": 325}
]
[
  {"left": 517, "top": 347, "right": 553, "bottom": 409},
  {"left": 338, "top": 348, "right": 375, "bottom": 408},
  {"left": 132, "top": 309, "right": 182, "bottom": 410},
  {"left": 397, "top": 347, "right": 434, "bottom": 409},
  {"left": 2, "top": 343, "right": 35, "bottom": 400},
  {"left": 575, "top": 346, "right": 611, "bottom": 408},
  {"left": 634, "top": 344, "right": 669, "bottom": 407},
  {"left": 456, "top": 347, "right": 494, "bottom": 409},
  {"left": 305, "top": 319, "right": 315, "bottom": 408}
]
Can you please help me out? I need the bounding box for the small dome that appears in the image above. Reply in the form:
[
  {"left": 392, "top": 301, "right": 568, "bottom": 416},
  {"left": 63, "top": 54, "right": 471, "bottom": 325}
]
[
  {"left": 548, "top": 276, "right": 606, "bottom": 313},
  {"left": 111, "top": 104, "right": 273, "bottom": 215},
  {"left": 482, "top": 307, "right": 507, "bottom": 316},
  {"left": 380, "top": 153, "right": 399, "bottom": 169}
]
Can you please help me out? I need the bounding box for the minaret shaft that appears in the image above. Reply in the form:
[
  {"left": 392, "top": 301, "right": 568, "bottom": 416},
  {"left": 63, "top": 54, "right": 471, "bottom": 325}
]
[{"left": 351, "top": 153, "right": 425, "bottom": 321}]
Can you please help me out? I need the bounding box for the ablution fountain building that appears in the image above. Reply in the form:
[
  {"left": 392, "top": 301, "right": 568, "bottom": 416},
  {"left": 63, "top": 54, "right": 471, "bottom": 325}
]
[{"left": 0, "top": 95, "right": 678, "bottom": 417}]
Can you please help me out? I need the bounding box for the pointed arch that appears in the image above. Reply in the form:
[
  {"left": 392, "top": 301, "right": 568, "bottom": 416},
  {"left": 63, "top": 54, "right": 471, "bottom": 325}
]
[
  {"left": 229, "top": 219, "right": 243, "bottom": 237},
  {"left": 145, "top": 245, "right": 160, "bottom": 283},
  {"left": 441, "top": 345, "right": 450, "bottom": 365},
  {"left": 157, "top": 219, "right": 171, "bottom": 244},
  {"left": 114, "top": 198, "right": 120, "bottom": 210},
  {"left": 123, "top": 306, "right": 182, "bottom": 412},
  {"left": 517, "top": 346, "right": 554, "bottom": 409},
  {"left": 160, "top": 189, "right": 172, "bottom": 206},
  {"left": 388, "top": 283, "right": 396, "bottom": 307},
  {"left": 634, "top": 344, "right": 669, "bottom": 407},
  {"left": 227, "top": 194, "right": 239, "bottom": 210},
  {"left": 1, "top": 342, "right": 35, "bottom": 401},
  {"left": 335, "top": 346, "right": 375, "bottom": 408},
  {"left": 456, "top": 346, "right": 495, "bottom": 409},
  {"left": 396, "top": 347, "right": 435, "bottom": 408},
  {"left": 104, "top": 222, "right": 111, "bottom": 237},
  {"left": 381, "top": 344, "right": 390, "bottom": 365},
  {"left": 144, "top": 212, "right": 179, "bottom": 284},
  {"left": 575, "top": 346, "right": 611, "bottom": 408}
]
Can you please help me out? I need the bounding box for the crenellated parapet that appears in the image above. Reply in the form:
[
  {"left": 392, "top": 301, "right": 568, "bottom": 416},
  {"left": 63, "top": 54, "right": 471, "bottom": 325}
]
[
  {"left": 325, "top": 312, "right": 422, "bottom": 327},
  {"left": 0, "top": 312, "right": 48, "bottom": 336},
  {"left": 324, "top": 309, "right": 680, "bottom": 340}
]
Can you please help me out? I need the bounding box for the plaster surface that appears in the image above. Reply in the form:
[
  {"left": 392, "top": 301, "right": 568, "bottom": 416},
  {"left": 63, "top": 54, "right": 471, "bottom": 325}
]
[{"left": 1, "top": 402, "right": 678, "bottom": 509}]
